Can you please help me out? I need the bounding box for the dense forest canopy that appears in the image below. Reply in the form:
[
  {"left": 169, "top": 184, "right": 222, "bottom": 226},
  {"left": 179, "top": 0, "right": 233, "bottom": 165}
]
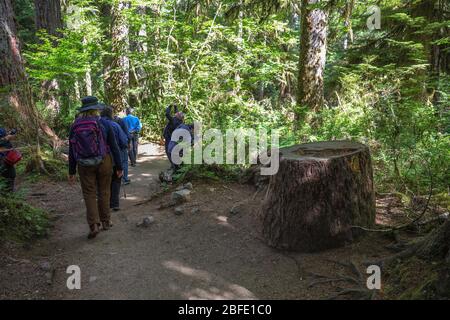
[{"left": 1, "top": 0, "right": 449, "bottom": 194}]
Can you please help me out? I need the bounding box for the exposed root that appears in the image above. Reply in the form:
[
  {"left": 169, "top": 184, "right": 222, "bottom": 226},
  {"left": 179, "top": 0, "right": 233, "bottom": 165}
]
[
  {"left": 327, "top": 287, "right": 376, "bottom": 300},
  {"left": 134, "top": 185, "right": 170, "bottom": 206},
  {"left": 308, "top": 259, "right": 377, "bottom": 300},
  {"left": 364, "top": 220, "right": 450, "bottom": 269},
  {"left": 364, "top": 243, "right": 420, "bottom": 269}
]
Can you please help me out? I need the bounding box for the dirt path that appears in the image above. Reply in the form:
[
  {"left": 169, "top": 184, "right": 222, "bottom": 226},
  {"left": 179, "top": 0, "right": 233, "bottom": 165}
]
[
  {"left": 43, "top": 144, "right": 309, "bottom": 299},
  {"left": 2, "top": 143, "right": 394, "bottom": 299}
]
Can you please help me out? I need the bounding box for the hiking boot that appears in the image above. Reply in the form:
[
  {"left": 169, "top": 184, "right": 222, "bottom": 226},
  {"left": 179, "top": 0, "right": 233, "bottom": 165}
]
[
  {"left": 101, "top": 220, "right": 113, "bottom": 230},
  {"left": 88, "top": 224, "right": 99, "bottom": 239}
]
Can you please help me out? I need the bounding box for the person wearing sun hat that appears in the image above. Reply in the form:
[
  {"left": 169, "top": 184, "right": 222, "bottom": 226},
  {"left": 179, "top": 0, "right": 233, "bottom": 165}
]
[{"left": 68, "top": 96, "right": 123, "bottom": 239}]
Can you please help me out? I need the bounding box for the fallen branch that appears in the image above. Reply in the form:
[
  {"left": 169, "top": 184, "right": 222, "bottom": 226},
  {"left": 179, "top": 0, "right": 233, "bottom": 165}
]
[{"left": 134, "top": 188, "right": 168, "bottom": 206}]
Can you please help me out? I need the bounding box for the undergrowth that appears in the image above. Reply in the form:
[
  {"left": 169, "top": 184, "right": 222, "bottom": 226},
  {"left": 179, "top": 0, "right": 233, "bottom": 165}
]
[{"left": 0, "top": 190, "right": 49, "bottom": 242}]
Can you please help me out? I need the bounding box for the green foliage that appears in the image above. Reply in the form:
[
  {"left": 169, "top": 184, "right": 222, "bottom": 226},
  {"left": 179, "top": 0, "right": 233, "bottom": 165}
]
[
  {"left": 0, "top": 193, "right": 49, "bottom": 242},
  {"left": 384, "top": 256, "right": 450, "bottom": 300},
  {"left": 172, "top": 163, "right": 242, "bottom": 183},
  {"left": 12, "top": 0, "right": 36, "bottom": 44},
  {"left": 15, "top": 0, "right": 449, "bottom": 196}
]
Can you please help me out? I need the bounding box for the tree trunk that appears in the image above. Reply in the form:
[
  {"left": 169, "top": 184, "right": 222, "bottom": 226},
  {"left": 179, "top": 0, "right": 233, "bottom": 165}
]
[
  {"left": 34, "top": 0, "right": 62, "bottom": 114},
  {"left": 0, "top": 0, "right": 61, "bottom": 149},
  {"left": 234, "top": 0, "right": 244, "bottom": 94},
  {"left": 34, "top": 0, "right": 62, "bottom": 37},
  {"left": 104, "top": 1, "right": 130, "bottom": 113},
  {"left": 417, "top": 220, "right": 450, "bottom": 296},
  {"left": 417, "top": 220, "right": 450, "bottom": 260},
  {"left": 259, "top": 141, "right": 376, "bottom": 252},
  {"left": 129, "top": 5, "right": 147, "bottom": 109},
  {"left": 296, "top": 0, "right": 328, "bottom": 126},
  {"left": 342, "top": 0, "right": 354, "bottom": 50}
]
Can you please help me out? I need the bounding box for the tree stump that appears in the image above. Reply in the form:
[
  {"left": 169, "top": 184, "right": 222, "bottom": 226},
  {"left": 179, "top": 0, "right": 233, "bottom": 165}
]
[{"left": 259, "top": 140, "right": 376, "bottom": 252}]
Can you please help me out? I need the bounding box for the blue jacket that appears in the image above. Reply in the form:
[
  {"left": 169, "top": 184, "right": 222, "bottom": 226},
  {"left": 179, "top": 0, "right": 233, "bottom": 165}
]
[
  {"left": 102, "top": 117, "right": 128, "bottom": 150},
  {"left": 123, "top": 114, "right": 142, "bottom": 133}
]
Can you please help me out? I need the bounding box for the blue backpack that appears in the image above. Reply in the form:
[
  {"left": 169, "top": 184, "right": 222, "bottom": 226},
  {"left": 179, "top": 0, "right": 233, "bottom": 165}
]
[{"left": 70, "top": 117, "right": 108, "bottom": 166}]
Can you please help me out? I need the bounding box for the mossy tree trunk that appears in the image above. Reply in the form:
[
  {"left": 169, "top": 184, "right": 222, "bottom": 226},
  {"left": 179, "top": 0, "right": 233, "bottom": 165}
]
[
  {"left": 34, "top": 0, "right": 63, "bottom": 114},
  {"left": 295, "top": 0, "right": 328, "bottom": 128},
  {"left": 104, "top": 1, "right": 130, "bottom": 113},
  {"left": 0, "top": 0, "right": 62, "bottom": 150}
]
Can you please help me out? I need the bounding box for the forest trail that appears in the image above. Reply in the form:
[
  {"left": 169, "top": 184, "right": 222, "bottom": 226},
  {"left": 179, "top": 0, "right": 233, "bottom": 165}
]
[
  {"left": 26, "top": 144, "right": 313, "bottom": 299},
  {"left": 1, "top": 143, "right": 393, "bottom": 300}
]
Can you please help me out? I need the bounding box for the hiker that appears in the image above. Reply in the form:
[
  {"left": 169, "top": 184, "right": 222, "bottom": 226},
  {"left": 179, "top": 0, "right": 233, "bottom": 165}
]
[
  {"left": 68, "top": 96, "right": 123, "bottom": 239},
  {"left": 113, "top": 114, "right": 131, "bottom": 185},
  {"left": 163, "top": 104, "right": 184, "bottom": 160},
  {"left": 0, "top": 128, "right": 20, "bottom": 193},
  {"left": 167, "top": 123, "right": 194, "bottom": 171},
  {"left": 101, "top": 106, "right": 128, "bottom": 211},
  {"left": 123, "top": 108, "right": 142, "bottom": 167}
]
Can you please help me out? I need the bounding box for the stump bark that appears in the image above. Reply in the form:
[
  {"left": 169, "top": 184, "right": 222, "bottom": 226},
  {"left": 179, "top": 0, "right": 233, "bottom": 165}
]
[{"left": 259, "top": 140, "right": 376, "bottom": 252}]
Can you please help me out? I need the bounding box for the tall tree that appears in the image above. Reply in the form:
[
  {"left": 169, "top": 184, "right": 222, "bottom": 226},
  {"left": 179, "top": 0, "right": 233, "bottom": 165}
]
[
  {"left": 104, "top": 1, "right": 130, "bottom": 113},
  {"left": 342, "top": 0, "right": 354, "bottom": 50},
  {"left": 0, "top": 0, "right": 61, "bottom": 149},
  {"left": 34, "top": 0, "right": 62, "bottom": 38},
  {"left": 34, "top": 0, "right": 63, "bottom": 113},
  {"left": 296, "top": 0, "right": 328, "bottom": 125},
  {"left": 234, "top": 0, "right": 244, "bottom": 94}
]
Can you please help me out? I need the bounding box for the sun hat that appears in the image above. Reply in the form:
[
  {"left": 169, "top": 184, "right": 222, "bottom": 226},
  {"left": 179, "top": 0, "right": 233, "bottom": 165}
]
[{"left": 78, "top": 96, "right": 104, "bottom": 112}]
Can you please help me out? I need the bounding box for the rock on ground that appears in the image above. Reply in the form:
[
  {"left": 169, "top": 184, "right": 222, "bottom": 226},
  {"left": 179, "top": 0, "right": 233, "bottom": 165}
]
[{"left": 171, "top": 189, "right": 191, "bottom": 203}]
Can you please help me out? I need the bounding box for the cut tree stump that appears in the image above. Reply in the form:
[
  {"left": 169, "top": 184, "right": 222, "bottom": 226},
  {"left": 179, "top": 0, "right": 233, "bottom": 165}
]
[{"left": 259, "top": 140, "right": 376, "bottom": 252}]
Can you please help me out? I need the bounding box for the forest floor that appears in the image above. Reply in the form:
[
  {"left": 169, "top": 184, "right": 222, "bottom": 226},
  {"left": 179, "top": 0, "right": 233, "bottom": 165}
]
[{"left": 1, "top": 143, "right": 414, "bottom": 299}]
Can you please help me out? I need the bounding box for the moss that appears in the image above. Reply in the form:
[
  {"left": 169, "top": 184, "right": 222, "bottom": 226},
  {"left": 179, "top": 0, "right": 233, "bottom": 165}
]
[
  {"left": 432, "top": 192, "right": 450, "bottom": 211},
  {"left": 398, "top": 274, "right": 438, "bottom": 299},
  {"left": 16, "top": 146, "right": 67, "bottom": 182},
  {"left": 173, "top": 164, "right": 242, "bottom": 183},
  {"left": 0, "top": 194, "right": 49, "bottom": 242},
  {"left": 384, "top": 256, "right": 445, "bottom": 299}
]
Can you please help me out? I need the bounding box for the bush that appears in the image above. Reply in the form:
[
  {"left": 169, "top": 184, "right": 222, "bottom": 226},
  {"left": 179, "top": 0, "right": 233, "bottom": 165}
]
[{"left": 0, "top": 192, "right": 49, "bottom": 242}]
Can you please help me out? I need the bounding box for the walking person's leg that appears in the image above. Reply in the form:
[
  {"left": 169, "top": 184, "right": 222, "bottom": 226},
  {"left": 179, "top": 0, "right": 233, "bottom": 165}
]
[
  {"left": 129, "top": 135, "right": 136, "bottom": 166},
  {"left": 78, "top": 165, "right": 100, "bottom": 238},
  {"left": 121, "top": 148, "right": 129, "bottom": 183},
  {"left": 134, "top": 133, "right": 139, "bottom": 162},
  {"left": 97, "top": 154, "right": 113, "bottom": 229},
  {"left": 110, "top": 166, "right": 121, "bottom": 210}
]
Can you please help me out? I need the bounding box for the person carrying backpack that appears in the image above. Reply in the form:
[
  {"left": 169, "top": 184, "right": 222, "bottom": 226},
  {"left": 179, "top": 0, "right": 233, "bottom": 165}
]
[
  {"left": 123, "top": 108, "right": 142, "bottom": 167},
  {"left": 101, "top": 106, "right": 128, "bottom": 211},
  {"left": 0, "top": 128, "right": 20, "bottom": 193},
  {"left": 163, "top": 104, "right": 184, "bottom": 161},
  {"left": 68, "top": 96, "right": 123, "bottom": 239}
]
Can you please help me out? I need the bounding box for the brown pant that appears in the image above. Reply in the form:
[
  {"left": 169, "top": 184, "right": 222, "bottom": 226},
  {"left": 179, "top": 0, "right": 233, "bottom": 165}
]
[{"left": 78, "top": 154, "right": 113, "bottom": 226}]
